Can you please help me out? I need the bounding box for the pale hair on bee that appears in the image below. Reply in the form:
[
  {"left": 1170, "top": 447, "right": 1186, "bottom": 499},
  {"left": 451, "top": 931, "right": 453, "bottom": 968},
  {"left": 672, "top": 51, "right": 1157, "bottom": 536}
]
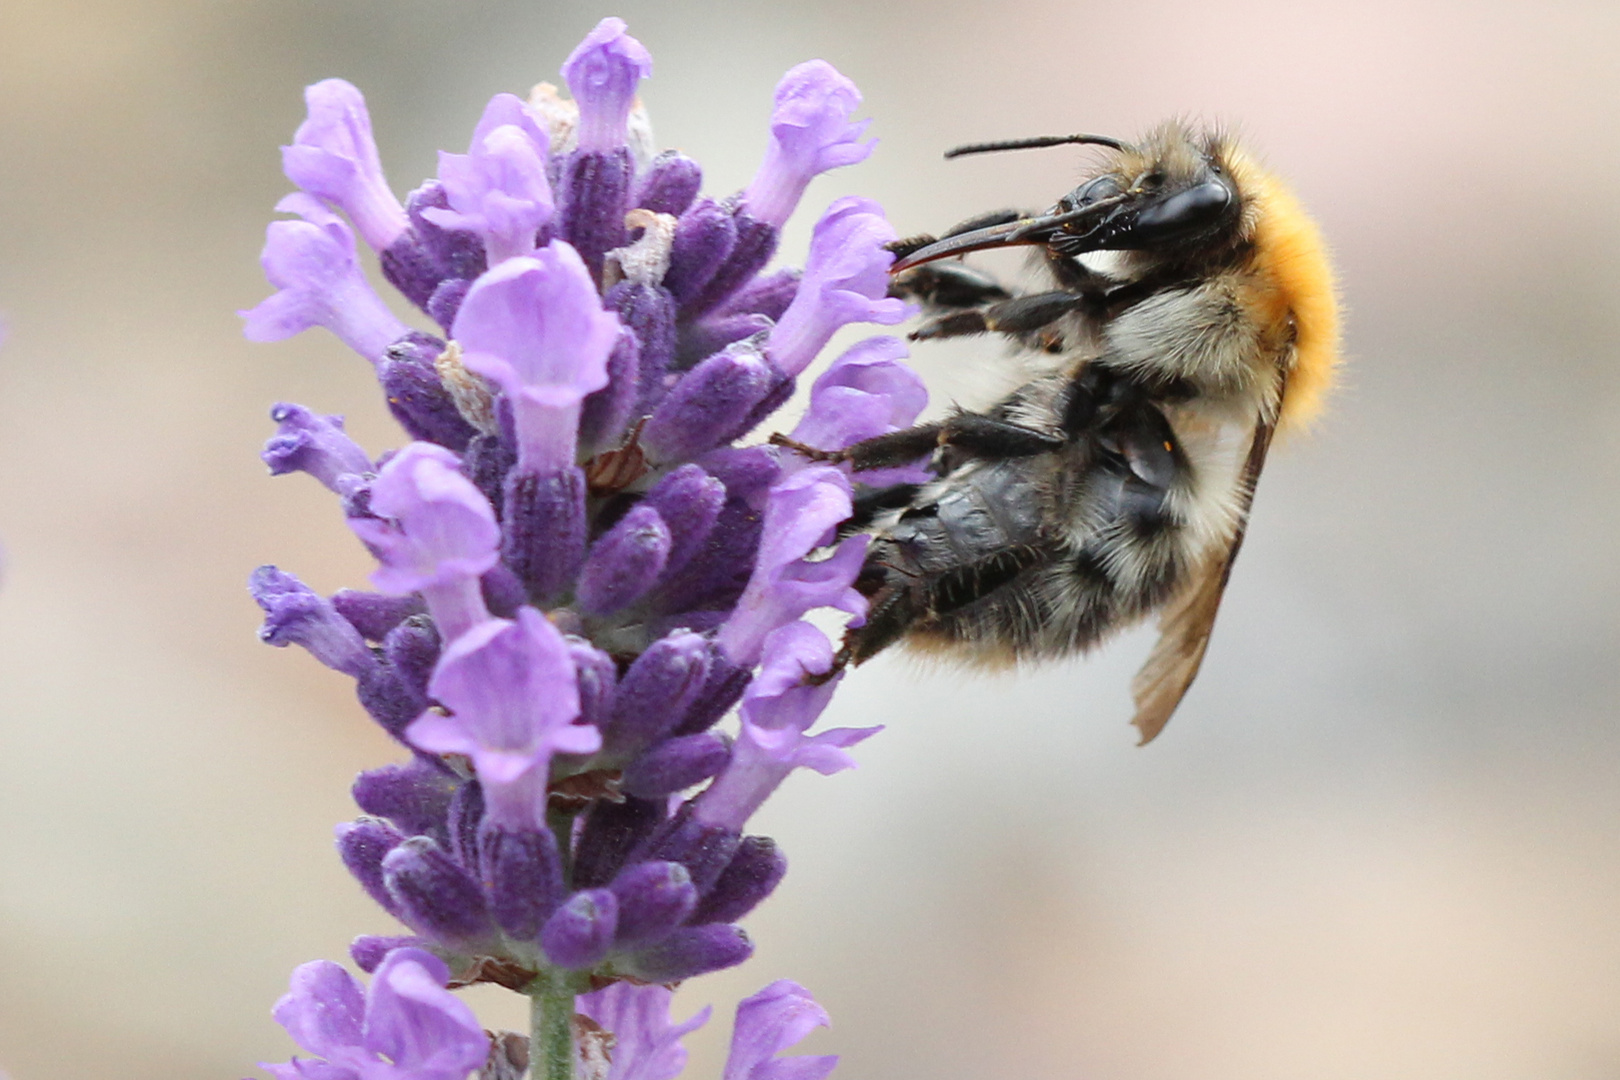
[{"left": 773, "top": 120, "right": 1340, "bottom": 743}]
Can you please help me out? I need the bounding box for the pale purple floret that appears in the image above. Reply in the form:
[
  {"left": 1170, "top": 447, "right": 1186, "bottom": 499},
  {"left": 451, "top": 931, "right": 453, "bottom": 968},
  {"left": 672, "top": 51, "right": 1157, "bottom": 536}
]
[
  {"left": 424, "top": 94, "right": 554, "bottom": 264},
  {"left": 787, "top": 335, "right": 931, "bottom": 485},
  {"left": 251, "top": 565, "right": 376, "bottom": 679},
  {"left": 349, "top": 442, "right": 498, "bottom": 641},
  {"left": 768, "top": 197, "right": 911, "bottom": 377},
  {"left": 263, "top": 948, "right": 487, "bottom": 1080},
  {"left": 281, "top": 78, "right": 410, "bottom": 253},
  {"left": 744, "top": 61, "right": 874, "bottom": 229},
  {"left": 576, "top": 982, "right": 711, "bottom": 1080},
  {"left": 241, "top": 194, "right": 412, "bottom": 364},
  {"left": 562, "top": 17, "right": 653, "bottom": 153},
  {"left": 452, "top": 245, "right": 619, "bottom": 469},
  {"left": 716, "top": 468, "right": 870, "bottom": 667},
  {"left": 723, "top": 980, "right": 838, "bottom": 1080},
  {"left": 408, "top": 607, "right": 600, "bottom": 828},
  {"left": 263, "top": 403, "right": 373, "bottom": 493},
  {"left": 697, "top": 622, "right": 879, "bottom": 832}
]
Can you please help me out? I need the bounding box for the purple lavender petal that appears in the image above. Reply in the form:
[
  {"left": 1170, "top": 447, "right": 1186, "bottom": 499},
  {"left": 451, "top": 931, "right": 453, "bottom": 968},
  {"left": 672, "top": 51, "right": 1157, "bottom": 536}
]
[
  {"left": 382, "top": 836, "right": 496, "bottom": 946},
  {"left": 424, "top": 94, "right": 554, "bottom": 264},
  {"left": 664, "top": 199, "right": 737, "bottom": 309},
  {"left": 270, "top": 958, "right": 367, "bottom": 1065},
  {"left": 540, "top": 888, "right": 618, "bottom": 969},
  {"left": 642, "top": 464, "right": 726, "bottom": 577},
  {"left": 331, "top": 589, "right": 425, "bottom": 642},
  {"left": 352, "top": 760, "right": 457, "bottom": 841},
  {"left": 241, "top": 194, "right": 410, "bottom": 364},
  {"left": 642, "top": 340, "right": 779, "bottom": 463},
  {"left": 576, "top": 983, "right": 711, "bottom": 1080},
  {"left": 250, "top": 566, "right": 376, "bottom": 678},
  {"left": 349, "top": 935, "right": 427, "bottom": 974},
  {"left": 635, "top": 150, "right": 703, "bottom": 217},
  {"left": 576, "top": 503, "right": 672, "bottom": 617},
  {"left": 383, "top": 181, "right": 488, "bottom": 312},
  {"left": 722, "top": 980, "right": 837, "bottom": 1080},
  {"left": 573, "top": 795, "right": 667, "bottom": 890},
  {"left": 601, "top": 630, "right": 711, "bottom": 762},
  {"left": 744, "top": 60, "right": 874, "bottom": 229},
  {"left": 501, "top": 464, "right": 587, "bottom": 602},
  {"left": 789, "top": 335, "right": 926, "bottom": 452},
  {"left": 625, "top": 924, "right": 753, "bottom": 984},
  {"left": 337, "top": 818, "right": 406, "bottom": 918},
  {"left": 562, "top": 18, "right": 653, "bottom": 152},
  {"left": 376, "top": 332, "right": 479, "bottom": 453},
  {"left": 363, "top": 947, "right": 491, "bottom": 1079},
  {"left": 452, "top": 245, "right": 619, "bottom": 470},
  {"left": 478, "top": 819, "right": 566, "bottom": 940},
  {"left": 622, "top": 732, "right": 731, "bottom": 798},
  {"left": 611, "top": 860, "right": 698, "bottom": 947},
  {"left": 767, "top": 197, "right": 910, "bottom": 377},
  {"left": 262, "top": 403, "right": 372, "bottom": 492},
  {"left": 716, "top": 468, "right": 869, "bottom": 667},
  {"left": 690, "top": 836, "right": 787, "bottom": 925},
  {"left": 281, "top": 79, "right": 409, "bottom": 251}
]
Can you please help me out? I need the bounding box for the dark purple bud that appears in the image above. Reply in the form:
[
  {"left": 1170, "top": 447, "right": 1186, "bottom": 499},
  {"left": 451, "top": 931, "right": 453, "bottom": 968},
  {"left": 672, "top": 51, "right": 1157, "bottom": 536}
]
[
  {"left": 540, "top": 889, "right": 618, "bottom": 969},
  {"left": 675, "top": 313, "right": 772, "bottom": 370},
  {"left": 557, "top": 147, "right": 633, "bottom": 284},
  {"left": 690, "top": 836, "right": 786, "bottom": 924},
  {"left": 574, "top": 795, "right": 666, "bottom": 889},
  {"left": 622, "top": 732, "right": 731, "bottom": 798},
  {"left": 664, "top": 199, "right": 736, "bottom": 307},
  {"left": 611, "top": 861, "right": 697, "bottom": 947},
  {"left": 427, "top": 277, "right": 473, "bottom": 331},
  {"left": 635, "top": 805, "right": 741, "bottom": 893},
  {"left": 604, "top": 282, "right": 677, "bottom": 413},
  {"left": 331, "top": 589, "right": 424, "bottom": 642},
  {"left": 379, "top": 235, "right": 444, "bottom": 312},
  {"left": 446, "top": 779, "right": 485, "bottom": 869},
  {"left": 383, "top": 616, "right": 441, "bottom": 701},
  {"left": 568, "top": 637, "right": 617, "bottom": 731},
  {"left": 463, "top": 431, "right": 516, "bottom": 520},
  {"left": 682, "top": 208, "right": 778, "bottom": 318},
  {"left": 696, "top": 445, "right": 783, "bottom": 504},
  {"left": 623, "top": 924, "right": 752, "bottom": 983},
  {"left": 479, "top": 820, "right": 565, "bottom": 941},
  {"left": 737, "top": 370, "right": 797, "bottom": 438},
  {"left": 578, "top": 327, "right": 640, "bottom": 455},
  {"left": 717, "top": 268, "right": 800, "bottom": 322},
  {"left": 377, "top": 332, "right": 477, "bottom": 452},
  {"left": 352, "top": 761, "right": 457, "bottom": 840},
  {"left": 601, "top": 631, "right": 711, "bottom": 761},
  {"left": 674, "top": 650, "right": 750, "bottom": 736},
  {"left": 576, "top": 504, "right": 671, "bottom": 617},
  {"left": 649, "top": 495, "right": 763, "bottom": 618},
  {"left": 408, "top": 180, "right": 489, "bottom": 282},
  {"left": 383, "top": 836, "right": 495, "bottom": 946},
  {"left": 350, "top": 934, "right": 428, "bottom": 973},
  {"left": 480, "top": 563, "right": 527, "bottom": 619},
  {"left": 635, "top": 151, "right": 702, "bottom": 217},
  {"left": 337, "top": 818, "right": 406, "bottom": 917},
  {"left": 642, "top": 341, "right": 778, "bottom": 463},
  {"left": 356, "top": 665, "right": 428, "bottom": 739},
  {"left": 502, "top": 465, "right": 587, "bottom": 602},
  {"left": 641, "top": 465, "right": 725, "bottom": 577},
  {"left": 250, "top": 566, "right": 377, "bottom": 679}
]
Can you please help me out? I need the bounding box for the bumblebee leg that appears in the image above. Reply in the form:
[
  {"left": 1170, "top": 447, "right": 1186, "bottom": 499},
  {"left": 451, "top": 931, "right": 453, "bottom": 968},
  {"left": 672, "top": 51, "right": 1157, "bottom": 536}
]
[
  {"left": 932, "top": 413, "right": 1065, "bottom": 457},
  {"left": 910, "top": 290, "right": 1086, "bottom": 342},
  {"left": 889, "top": 261, "right": 1011, "bottom": 308},
  {"left": 842, "top": 482, "right": 925, "bottom": 535}
]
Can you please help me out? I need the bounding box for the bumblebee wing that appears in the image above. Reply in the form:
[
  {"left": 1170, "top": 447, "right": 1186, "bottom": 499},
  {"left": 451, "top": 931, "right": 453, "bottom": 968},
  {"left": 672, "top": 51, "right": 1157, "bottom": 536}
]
[{"left": 1129, "top": 414, "right": 1277, "bottom": 744}]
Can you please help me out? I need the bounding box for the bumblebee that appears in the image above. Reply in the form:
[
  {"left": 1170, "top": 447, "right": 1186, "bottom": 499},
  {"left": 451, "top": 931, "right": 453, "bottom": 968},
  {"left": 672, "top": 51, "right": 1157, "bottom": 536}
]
[{"left": 775, "top": 122, "right": 1340, "bottom": 742}]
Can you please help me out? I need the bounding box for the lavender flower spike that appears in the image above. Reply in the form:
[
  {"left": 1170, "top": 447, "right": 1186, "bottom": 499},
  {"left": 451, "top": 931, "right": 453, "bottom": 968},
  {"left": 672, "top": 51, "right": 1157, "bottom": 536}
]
[
  {"left": 407, "top": 606, "right": 600, "bottom": 828},
  {"left": 241, "top": 194, "right": 412, "bottom": 364},
  {"left": 282, "top": 78, "right": 410, "bottom": 252},
  {"left": 717, "top": 467, "right": 869, "bottom": 667},
  {"left": 262, "top": 403, "right": 372, "bottom": 493},
  {"left": 697, "top": 621, "right": 879, "bottom": 833},
  {"left": 767, "top": 197, "right": 910, "bottom": 377},
  {"left": 576, "top": 982, "right": 711, "bottom": 1080},
  {"left": 452, "top": 244, "right": 620, "bottom": 469},
  {"left": 349, "top": 442, "right": 499, "bottom": 641},
  {"left": 723, "top": 980, "right": 838, "bottom": 1080},
  {"left": 263, "top": 947, "right": 487, "bottom": 1080},
  {"left": 744, "top": 61, "right": 874, "bottom": 229},
  {"left": 562, "top": 17, "right": 653, "bottom": 153},
  {"left": 424, "top": 94, "right": 554, "bottom": 264}
]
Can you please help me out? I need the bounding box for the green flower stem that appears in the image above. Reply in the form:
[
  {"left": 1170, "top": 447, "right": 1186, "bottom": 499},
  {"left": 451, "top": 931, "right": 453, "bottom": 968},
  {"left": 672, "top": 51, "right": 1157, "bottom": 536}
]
[{"left": 529, "top": 967, "right": 586, "bottom": 1080}]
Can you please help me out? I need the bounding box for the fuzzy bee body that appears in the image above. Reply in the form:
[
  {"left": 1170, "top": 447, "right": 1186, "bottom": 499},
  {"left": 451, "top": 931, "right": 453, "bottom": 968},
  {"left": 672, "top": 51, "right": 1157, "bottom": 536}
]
[{"left": 781, "top": 122, "right": 1340, "bottom": 742}]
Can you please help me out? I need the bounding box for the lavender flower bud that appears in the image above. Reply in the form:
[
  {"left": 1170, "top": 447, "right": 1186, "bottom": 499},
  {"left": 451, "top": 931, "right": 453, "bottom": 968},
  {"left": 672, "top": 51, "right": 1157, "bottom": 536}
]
[
  {"left": 250, "top": 566, "right": 378, "bottom": 678},
  {"left": 634, "top": 150, "right": 702, "bottom": 217},
  {"left": 674, "top": 653, "right": 753, "bottom": 736},
  {"left": 622, "top": 732, "right": 731, "bottom": 798},
  {"left": 383, "top": 836, "right": 496, "bottom": 946},
  {"left": 717, "top": 267, "right": 800, "bottom": 321},
  {"left": 556, "top": 148, "right": 634, "bottom": 285},
  {"left": 480, "top": 562, "right": 528, "bottom": 619},
  {"left": 604, "top": 281, "right": 677, "bottom": 412},
  {"left": 540, "top": 888, "right": 619, "bottom": 969},
  {"left": 383, "top": 181, "right": 488, "bottom": 312},
  {"left": 381, "top": 615, "right": 440, "bottom": 701},
  {"left": 479, "top": 820, "right": 566, "bottom": 940},
  {"left": 567, "top": 636, "right": 618, "bottom": 731},
  {"left": 331, "top": 589, "right": 424, "bottom": 642},
  {"left": 635, "top": 805, "right": 741, "bottom": 894},
  {"left": 601, "top": 630, "right": 711, "bottom": 762},
  {"left": 681, "top": 208, "right": 778, "bottom": 319},
  {"left": 281, "top": 78, "right": 409, "bottom": 251},
  {"left": 577, "top": 504, "right": 672, "bottom": 617},
  {"left": 262, "top": 403, "right": 371, "bottom": 492},
  {"left": 578, "top": 327, "right": 640, "bottom": 454},
  {"left": 336, "top": 818, "right": 406, "bottom": 917},
  {"left": 676, "top": 312, "right": 773, "bottom": 369},
  {"left": 501, "top": 465, "right": 587, "bottom": 602},
  {"left": 351, "top": 761, "right": 457, "bottom": 841},
  {"left": 573, "top": 795, "right": 666, "bottom": 889},
  {"left": 643, "top": 341, "right": 779, "bottom": 463},
  {"left": 562, "top": 18, "right": 653, "bottom": 153},
  {"left": 376, "top": 332, "right": 479, "bottom": 452},
  {"left": 349, "top": 934, "right": 427, "bottom": 973},
  {"left": 611, "top": 860, "right": 698, "bottom": 947},
  {"left": 664, "top": 199, "right": 736, "bottom": 308},
  {"left": 649, "top": 494, "right": 763, "bottom": 618},
  {"left": 640, "top": 464, "right": 726, "bottom": 577},
  {"left": 623, "top": 924, "right": 752, "bottom": 983},
  {"left": 427, "top": 276, "right": 474, "bottom": 330},
  {"left": 690, "top": 836, "right": 786, "bottom": 924}
]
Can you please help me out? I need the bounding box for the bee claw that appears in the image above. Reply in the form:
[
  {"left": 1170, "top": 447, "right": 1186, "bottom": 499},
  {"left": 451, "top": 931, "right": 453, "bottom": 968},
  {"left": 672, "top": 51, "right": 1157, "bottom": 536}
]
[
  {"left": 800, "top": 642, "right": 853, "bottom": 686},
  {"left": 768, "top": 433, "right": 849, "bottom": 464}
]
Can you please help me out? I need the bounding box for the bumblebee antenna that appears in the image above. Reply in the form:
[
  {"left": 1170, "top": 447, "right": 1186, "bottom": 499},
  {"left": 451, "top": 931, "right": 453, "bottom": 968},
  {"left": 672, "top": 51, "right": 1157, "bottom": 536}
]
[{"left": 944, "top": 133, "right": 1129, "bottom": 159}]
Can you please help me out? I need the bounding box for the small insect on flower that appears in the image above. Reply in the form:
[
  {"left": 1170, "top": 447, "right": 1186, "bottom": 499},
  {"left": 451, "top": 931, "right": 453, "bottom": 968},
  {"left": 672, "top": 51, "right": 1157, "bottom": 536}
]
[{"left": 774, "top": 122, "right": 1340, "bottom": 743}]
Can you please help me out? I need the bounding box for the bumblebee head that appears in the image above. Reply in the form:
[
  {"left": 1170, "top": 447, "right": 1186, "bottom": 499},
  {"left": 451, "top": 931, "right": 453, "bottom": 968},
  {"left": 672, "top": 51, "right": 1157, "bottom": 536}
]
[{"left": 891, "top": 122, "right": 1249, "bottom": 271}]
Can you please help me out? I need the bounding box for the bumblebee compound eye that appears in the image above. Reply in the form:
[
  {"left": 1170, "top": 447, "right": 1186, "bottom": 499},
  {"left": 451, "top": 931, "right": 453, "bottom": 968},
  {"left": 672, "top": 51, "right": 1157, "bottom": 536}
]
[{"left": 1126, "top": 179, "right": 1233, "bottom": 245}]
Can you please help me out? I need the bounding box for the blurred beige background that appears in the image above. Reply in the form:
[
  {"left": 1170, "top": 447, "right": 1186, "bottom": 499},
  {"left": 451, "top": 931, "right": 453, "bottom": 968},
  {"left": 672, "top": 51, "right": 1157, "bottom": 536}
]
[{"left": 1, "top": 1, "right": 1617, "bottom": 1077}]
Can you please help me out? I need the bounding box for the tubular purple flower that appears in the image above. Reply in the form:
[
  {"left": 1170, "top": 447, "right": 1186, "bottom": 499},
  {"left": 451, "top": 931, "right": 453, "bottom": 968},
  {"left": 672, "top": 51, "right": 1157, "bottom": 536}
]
[
  {"left": 263, "top": 948, "right": 487, "bottom": 1080},
  {"left": 241, "top": 194, "right": 412, "bottom": 365},
  {"left": 716, "top": 467, "right": 869, "bottom": 667},
  {"left": 281, "top": 78, "right": 410, "bottom": 252},
  {"left": 642, "top": 340, "right": 780, "bottom": 464},
  {"left": 349, "top": 442, "right": 499, "bottom": 641},
  {"left": 696, "top": 622, "right": 880, "bottom": 832},
  {"left": 789, "top": 336, "right": 927, "bottom": 454},
  {"left": 407, "top": 607, "right": 599, "bottom": 829},
  {"left": 562, "top": 17, "right": 653, "bottom": 153},
  {"left": 250, "top": 566, "right": 376, "bottom": 679},
  {"left": 424, "top": 94, "right": 554, "bottom": 264},
  {"left": 767, "top": 197, "right": 911, "bottom": 377},
  {"left": 744, "top": 61, "right": 874, "bottom": 229},
  {"left": 722, "top": 980, "right": 838, "bottom": 1080},
  {"left": 262, "top": 403, "right": 372, "bottom": 493},
  {"left": 452, "top": 244, "right": 619, "bottom": 470},
  {"left": 576, "top": 982, "right": 710, "bottom": 1080}
]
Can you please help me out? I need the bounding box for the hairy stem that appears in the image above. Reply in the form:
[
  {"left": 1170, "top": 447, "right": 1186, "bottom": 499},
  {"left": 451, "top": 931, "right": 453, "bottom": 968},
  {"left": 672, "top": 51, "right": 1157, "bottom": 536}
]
[{"left": 529, "top": 969, "right": 580, "bottom": 1080}]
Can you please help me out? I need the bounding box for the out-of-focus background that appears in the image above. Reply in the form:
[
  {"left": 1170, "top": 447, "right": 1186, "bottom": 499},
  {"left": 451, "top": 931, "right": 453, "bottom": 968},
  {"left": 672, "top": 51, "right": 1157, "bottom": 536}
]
[{"left": 1, "top": 1, "right": 1616, "bottom": 1077}]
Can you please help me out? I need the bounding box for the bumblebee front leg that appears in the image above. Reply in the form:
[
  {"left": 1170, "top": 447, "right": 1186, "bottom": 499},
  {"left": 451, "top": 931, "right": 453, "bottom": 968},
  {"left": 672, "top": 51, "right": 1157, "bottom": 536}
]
[{"left": 772, "top": 412, "right": 1064, "bottom": 472}]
